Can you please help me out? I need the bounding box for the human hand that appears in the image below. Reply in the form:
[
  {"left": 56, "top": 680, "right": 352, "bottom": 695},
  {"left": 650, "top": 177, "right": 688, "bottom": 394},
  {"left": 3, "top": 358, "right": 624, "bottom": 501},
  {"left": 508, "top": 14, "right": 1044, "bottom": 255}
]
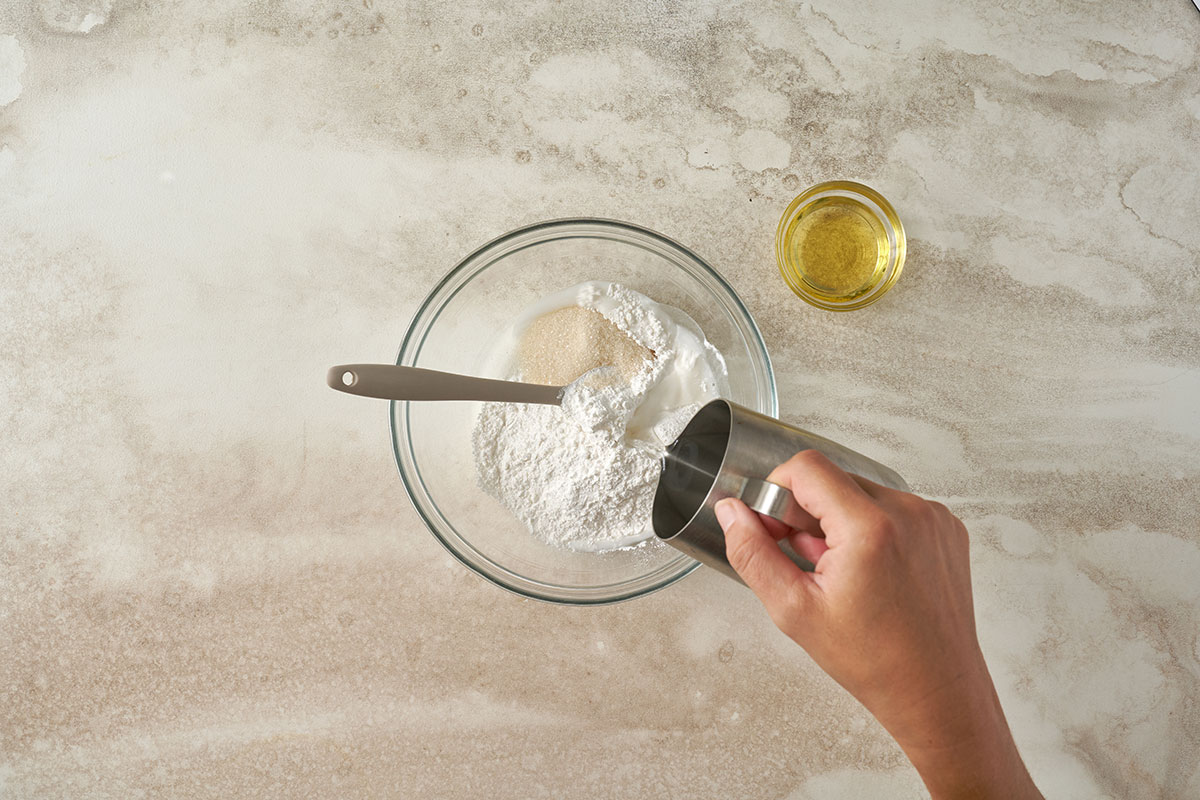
[{"left": 715, "top": 450, "right": 1041, "bottom": 800}]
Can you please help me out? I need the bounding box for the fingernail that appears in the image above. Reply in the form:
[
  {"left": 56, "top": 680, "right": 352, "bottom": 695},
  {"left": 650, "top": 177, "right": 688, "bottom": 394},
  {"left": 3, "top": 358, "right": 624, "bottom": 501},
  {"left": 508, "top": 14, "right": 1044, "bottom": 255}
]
[{"left": 714, "top": 499, "right": 736, "bottom": 530}]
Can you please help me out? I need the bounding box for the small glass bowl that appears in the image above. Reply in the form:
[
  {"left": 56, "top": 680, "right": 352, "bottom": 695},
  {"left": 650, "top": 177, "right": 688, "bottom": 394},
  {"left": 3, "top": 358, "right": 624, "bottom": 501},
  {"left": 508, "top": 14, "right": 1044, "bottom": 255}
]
[
  {"left": 391, "top": 219, "right": 777, "bottom": 605},
  {"left": 775, "top": 180, "right": 906, "bottom": 311}
]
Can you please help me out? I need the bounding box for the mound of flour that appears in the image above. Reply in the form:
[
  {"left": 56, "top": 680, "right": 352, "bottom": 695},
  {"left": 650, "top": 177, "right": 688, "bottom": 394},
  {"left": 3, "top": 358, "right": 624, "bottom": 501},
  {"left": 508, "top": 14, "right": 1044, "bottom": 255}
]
[{"left": 472, "top": 283, "right": 723, "bottom": 552}]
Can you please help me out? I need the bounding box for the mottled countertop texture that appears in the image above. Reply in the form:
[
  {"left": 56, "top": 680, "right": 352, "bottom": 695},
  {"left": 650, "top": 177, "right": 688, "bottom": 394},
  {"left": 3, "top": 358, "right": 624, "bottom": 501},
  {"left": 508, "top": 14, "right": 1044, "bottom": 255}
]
[{"left": 3, "top": 0, "right": 1199, "bottom": 797}]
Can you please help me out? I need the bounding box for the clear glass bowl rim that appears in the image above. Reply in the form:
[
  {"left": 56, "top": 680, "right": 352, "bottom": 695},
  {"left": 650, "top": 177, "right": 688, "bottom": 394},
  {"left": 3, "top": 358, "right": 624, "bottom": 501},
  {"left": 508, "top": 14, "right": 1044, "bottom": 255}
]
[{"left": 390, "top": 217, "right": 778, "bottom": 605}]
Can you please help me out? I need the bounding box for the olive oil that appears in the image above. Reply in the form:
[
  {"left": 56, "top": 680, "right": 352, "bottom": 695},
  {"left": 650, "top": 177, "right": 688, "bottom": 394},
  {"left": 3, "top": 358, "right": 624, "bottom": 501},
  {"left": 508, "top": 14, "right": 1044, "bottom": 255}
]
[
  {"left": 775, "top": 181, "right": 906, "bottom": 311},
  {"left": 780, "top": 196, "right": 888, "bottom": 301}
]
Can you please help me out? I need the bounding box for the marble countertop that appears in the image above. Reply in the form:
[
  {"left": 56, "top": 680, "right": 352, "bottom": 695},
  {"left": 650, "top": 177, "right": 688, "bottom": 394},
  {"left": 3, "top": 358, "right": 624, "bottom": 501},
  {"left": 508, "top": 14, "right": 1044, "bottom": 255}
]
[{"left": 3, "top": 1, "right": 1199, "bottom": 797}]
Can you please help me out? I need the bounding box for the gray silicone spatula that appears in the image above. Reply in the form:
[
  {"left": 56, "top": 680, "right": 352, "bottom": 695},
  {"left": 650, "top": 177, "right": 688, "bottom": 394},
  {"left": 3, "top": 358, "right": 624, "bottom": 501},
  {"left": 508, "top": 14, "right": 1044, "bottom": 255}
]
[{"left": 326, "top": 364, "right": 563, "bottom": 405}]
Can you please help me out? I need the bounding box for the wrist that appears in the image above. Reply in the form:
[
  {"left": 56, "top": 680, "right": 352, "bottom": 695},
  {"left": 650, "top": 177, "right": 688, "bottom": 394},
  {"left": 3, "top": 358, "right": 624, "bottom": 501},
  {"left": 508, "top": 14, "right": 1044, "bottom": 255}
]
[{"left": 878, "top": 659, "right": 1041, "bottom": 799}]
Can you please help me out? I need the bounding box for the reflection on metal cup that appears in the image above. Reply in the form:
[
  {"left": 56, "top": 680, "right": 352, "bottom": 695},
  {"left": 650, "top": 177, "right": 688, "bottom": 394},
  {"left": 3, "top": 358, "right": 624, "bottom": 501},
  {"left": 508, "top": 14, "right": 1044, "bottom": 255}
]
[{"left": 651, "top": 399, "right": 909, "bottom": 584}]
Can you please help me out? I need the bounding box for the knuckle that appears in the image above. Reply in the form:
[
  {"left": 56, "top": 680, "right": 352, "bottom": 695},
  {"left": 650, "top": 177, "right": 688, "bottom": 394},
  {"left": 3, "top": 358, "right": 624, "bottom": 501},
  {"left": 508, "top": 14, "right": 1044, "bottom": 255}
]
[
  {"left": 896, "top": 492, "right": 927, "bottom": 516},
  {"left": 867, "top": 504, "right": 898, "bottom": 535},
  {"left": 789, "top": 449, "right": 831, "bottom": 471},
  {"left": 771, "top": 450, "right": 833, "bottom": 486},
  {"left": 895, "top": 493, "right": 941, "bottom": 529},
  {"left": 858, "top": 511, "right": 899, "bottom": 556}
]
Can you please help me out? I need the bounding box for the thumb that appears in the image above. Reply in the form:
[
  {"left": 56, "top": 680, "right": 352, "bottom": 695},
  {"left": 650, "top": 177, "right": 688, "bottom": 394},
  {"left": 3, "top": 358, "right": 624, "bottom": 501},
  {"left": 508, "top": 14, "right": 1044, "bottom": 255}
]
[{"left": 717, "top": 498, "right": 818, "bottom": 626}]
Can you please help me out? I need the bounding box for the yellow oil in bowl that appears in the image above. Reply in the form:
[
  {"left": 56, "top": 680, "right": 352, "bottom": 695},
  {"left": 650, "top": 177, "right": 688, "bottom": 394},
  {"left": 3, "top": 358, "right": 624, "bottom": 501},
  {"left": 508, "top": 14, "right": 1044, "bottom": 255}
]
[{"left": 776, "top": 181, "right": 906, "bottom": 311}]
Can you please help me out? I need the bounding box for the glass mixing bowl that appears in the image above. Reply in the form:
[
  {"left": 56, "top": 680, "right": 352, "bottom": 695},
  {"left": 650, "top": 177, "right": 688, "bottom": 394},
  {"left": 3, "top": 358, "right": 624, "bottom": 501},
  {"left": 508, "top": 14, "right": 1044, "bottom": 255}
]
[{"left": 391, "top": 219, "right": 777, "bottom": 604}]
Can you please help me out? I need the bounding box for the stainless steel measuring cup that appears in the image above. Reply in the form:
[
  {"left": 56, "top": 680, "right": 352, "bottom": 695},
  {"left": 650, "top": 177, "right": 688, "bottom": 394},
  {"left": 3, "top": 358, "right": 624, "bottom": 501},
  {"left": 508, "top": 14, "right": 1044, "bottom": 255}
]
[{"left": 651, "top": 399, "right": 909, "bottom": 584}]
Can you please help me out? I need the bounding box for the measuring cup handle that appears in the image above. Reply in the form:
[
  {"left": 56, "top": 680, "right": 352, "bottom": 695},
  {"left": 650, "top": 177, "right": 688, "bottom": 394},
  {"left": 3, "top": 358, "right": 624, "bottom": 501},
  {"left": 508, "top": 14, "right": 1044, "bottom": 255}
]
[{"left": 738, "top": 478, "right": 819, "bottom": 572}]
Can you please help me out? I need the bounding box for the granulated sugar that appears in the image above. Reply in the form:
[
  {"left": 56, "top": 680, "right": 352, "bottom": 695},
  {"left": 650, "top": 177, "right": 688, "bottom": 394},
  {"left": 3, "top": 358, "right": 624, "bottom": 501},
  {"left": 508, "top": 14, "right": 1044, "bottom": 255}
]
[
  {"left": 472, "top": 282, "right": 727, "bottom": 553},
  {"left": 519, "top": 306, "right": 651, "bottom": 386}
]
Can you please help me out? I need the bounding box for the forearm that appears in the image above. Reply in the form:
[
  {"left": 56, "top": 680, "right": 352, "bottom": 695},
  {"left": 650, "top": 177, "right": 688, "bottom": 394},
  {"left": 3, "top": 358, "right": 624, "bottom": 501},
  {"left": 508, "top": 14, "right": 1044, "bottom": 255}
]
[
  {"left": 883, "top": 662, "right": 1042, "bottom": 800},
  {"left": 718, "top": 458, "right": 1042, "bottom": 800}
]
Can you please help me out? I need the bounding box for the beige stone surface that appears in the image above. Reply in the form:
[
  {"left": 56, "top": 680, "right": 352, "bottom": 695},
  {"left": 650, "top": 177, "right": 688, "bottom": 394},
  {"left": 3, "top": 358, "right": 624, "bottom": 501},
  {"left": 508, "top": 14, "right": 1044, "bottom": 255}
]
[{"left": 2, "top": 1, "right": 1199, "bottom": 797}]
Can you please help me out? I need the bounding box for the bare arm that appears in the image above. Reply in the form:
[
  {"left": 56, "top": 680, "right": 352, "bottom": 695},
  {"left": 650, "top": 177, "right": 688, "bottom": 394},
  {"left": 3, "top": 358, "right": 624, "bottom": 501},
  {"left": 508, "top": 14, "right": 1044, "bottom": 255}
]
[{"left": 715, "top": 450, "right": 1042, "bottom": 800}]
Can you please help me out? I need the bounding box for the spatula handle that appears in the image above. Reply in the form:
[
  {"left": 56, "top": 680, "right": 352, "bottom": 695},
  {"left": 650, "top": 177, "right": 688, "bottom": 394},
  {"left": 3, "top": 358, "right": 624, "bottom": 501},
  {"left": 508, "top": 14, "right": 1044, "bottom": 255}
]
[{"left": 327, "top": 364, "right": 563, "bottom": 405}]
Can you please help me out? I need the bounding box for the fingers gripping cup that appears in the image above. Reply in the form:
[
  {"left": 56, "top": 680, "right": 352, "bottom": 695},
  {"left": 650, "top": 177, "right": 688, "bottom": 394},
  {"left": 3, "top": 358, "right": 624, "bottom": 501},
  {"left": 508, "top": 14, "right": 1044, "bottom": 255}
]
[{"left": 651, "top": 400, "right": 910, "bottom": 584}]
